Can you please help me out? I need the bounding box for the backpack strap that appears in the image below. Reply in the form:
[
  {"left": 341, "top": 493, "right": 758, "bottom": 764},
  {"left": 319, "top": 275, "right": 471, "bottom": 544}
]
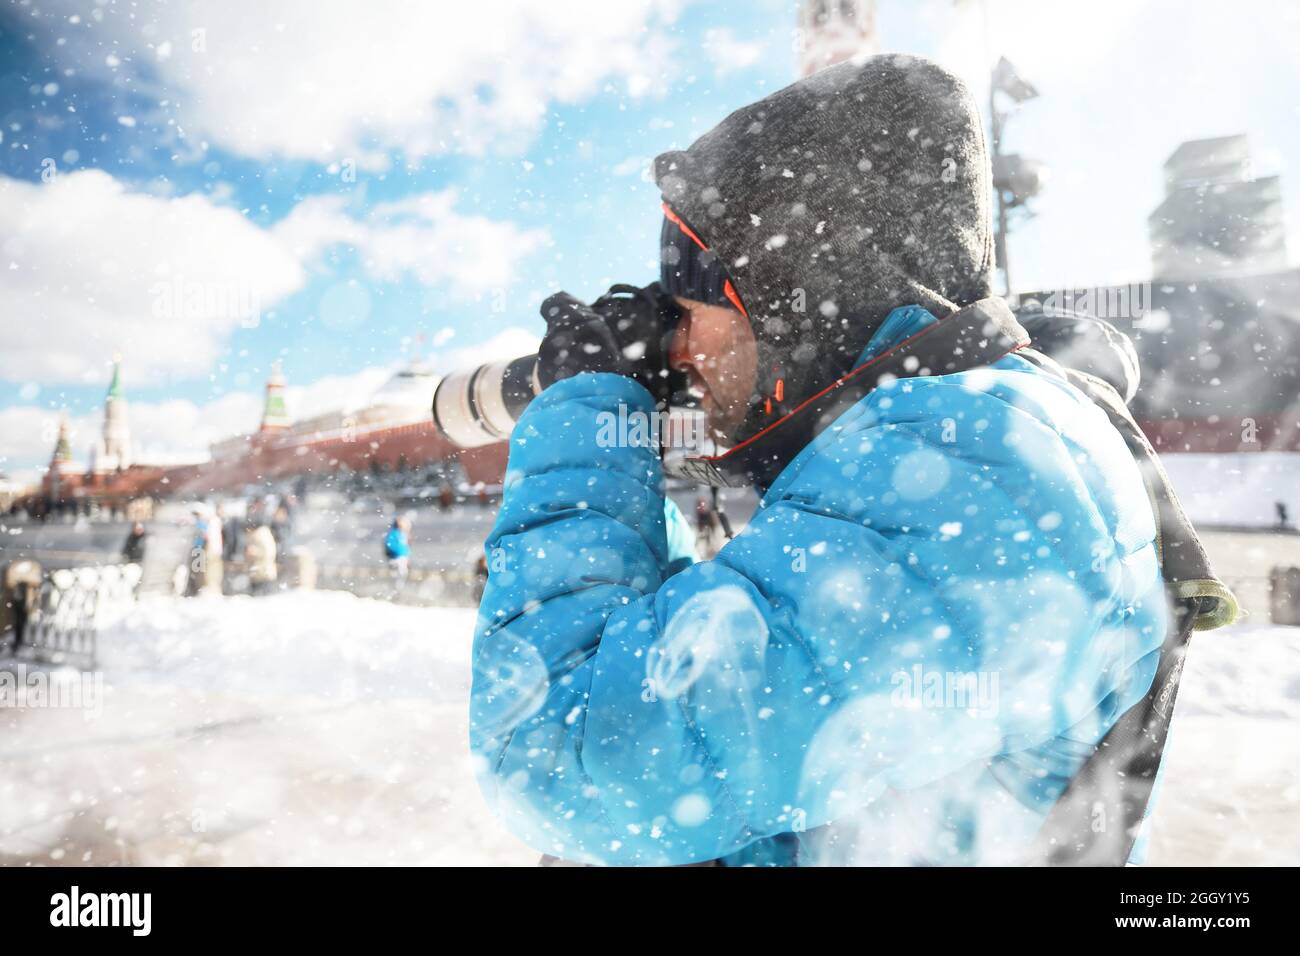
[
  {"left": 1031, "top": 357, "right": 1238, "bottom": 629},
  {"left": 1024, "top": 356, "right": 1239, "bottom": 865}
]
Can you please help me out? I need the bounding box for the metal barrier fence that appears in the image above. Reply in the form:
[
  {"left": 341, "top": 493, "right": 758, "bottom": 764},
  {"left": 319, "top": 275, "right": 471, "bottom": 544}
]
[{"left": 6, "top": 563, "right": 141, "bottom": 669}]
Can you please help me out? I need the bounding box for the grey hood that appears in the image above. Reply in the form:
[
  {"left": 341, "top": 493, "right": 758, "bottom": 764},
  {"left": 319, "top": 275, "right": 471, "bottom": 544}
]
[{"left": 654, "top": 53, "right": 994, "bottom": 445}]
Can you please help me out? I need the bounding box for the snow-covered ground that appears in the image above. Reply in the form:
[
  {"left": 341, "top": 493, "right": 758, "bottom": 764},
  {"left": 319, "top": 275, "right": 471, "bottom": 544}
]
[
  {"left": 1147, "top": 622, "right": 1300, "bottom": 865},
  {"left": 0, "top": 592, "right": 535, "bottom": 866},
  {"left": 1, "top": 591, "right": 1296, "bottom": 866}
]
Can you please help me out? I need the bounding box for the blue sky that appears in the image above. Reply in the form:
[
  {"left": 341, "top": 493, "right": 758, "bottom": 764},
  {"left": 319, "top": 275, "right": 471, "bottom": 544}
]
[{"left": 1, "top": 0, "right": 1297, "bottom": 481}]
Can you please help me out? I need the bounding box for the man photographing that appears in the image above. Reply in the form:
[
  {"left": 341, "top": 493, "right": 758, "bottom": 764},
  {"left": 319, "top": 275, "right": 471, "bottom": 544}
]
[{"left": 469, "top": 55, "right": 1225, "bottom": 866}]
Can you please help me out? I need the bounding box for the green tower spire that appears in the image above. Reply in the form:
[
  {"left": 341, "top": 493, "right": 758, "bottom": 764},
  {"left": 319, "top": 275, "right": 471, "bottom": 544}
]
[
  {"left": 52, "top": 416, "right": 72, "bottom": 463},
  {"left": 107, "top": 354, "right": 124, "bottom": 400},
  {"left": 260, "top": 360, "right": 291, "bottom": 432}
]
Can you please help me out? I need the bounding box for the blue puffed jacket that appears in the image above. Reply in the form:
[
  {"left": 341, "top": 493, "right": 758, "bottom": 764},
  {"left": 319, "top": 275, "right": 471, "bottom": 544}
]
[
  {"left": 470, "top": 305, "right": 1167, "bottom": 866},
  {"left": 384, "top": 525, "right": 410, "bottom": 560}
]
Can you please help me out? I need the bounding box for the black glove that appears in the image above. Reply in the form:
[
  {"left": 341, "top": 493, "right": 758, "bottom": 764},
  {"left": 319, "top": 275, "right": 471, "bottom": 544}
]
[{"left": 536, "top": 283, "right": 682, "bottom": 405}]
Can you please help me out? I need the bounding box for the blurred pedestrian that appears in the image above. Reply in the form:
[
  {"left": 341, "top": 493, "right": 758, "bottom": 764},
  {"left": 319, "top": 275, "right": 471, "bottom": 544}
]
[
  {"left": 221, "top": 504, "right": 242, "bottom": 562},
  {"left": 185, "top": 506, "right": 206, "bottom": 596},
  {"left": 472, "top": 553, "right": 488, "bottom": 602},
  {"left": 694, "top": 495, "right": 712, "bottom": 533},
  {"left": 2, "top": 560, "right": 41, "bottom": 656},
  {"left": 244, "top": 519, "right": 278, "bottom": 596},
  {"left": 186, "top": 504, "right": 224, "bottom": 596},
  {"left": 384, "top": 515, "right": 412, "bottom": 591},
  {"left": 693, "top": 495, "right": 724, "bottom": 560},
  {"left": 121, "top": 521, "right": 148, "bottom": 564},
  {"left": 203, "top": 507, "right": 224, "bottom": 595},
  {"left": 270, "top": 503, "right": 292, "bottom": 550}
]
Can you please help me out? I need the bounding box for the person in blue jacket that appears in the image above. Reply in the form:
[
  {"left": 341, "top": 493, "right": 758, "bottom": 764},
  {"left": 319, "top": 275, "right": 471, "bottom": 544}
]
[
  {"left": 470, "top": 56, "right": 1167, "bottom": 866},
  {"left": 384, "top": 514, "right": 412, "bottom": 588}
]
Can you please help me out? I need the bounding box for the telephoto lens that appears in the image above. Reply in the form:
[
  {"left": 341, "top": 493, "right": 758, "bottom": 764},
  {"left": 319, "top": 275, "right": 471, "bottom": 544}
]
[{"left": 431, "top": 354, "right": 540, "bottom": 449}]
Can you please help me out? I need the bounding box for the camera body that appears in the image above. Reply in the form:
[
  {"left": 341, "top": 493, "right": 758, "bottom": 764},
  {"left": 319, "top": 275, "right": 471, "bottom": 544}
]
[{"left": 431, "top": 283, "right": 689, "bottom": 450}]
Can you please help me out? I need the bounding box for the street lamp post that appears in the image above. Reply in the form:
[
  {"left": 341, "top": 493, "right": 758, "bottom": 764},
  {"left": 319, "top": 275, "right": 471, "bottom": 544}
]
[{"left": 988, "top": 56, "right": 1044, "bottom": 297}]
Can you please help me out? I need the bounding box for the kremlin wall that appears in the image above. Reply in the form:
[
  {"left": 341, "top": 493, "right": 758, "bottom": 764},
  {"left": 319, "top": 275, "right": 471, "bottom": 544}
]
[{"left": 26, "top": 359, "right": 509, "bottom": 519}]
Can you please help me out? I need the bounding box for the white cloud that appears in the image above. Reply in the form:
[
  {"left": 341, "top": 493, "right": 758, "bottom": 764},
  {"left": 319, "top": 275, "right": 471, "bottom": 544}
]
[
  {"left": 0, "top": 170, "right": 305, "bottom": 386},
  {"left": 431, "top": 327, "right": 542, "bottom": 373},
  {"left": 282, "top": 367, "right": 398, "bottom": 421},
  {"left": 611, "top": 156, "right": 654, "bottom": 178},
  {"left": 273, "top": 192, "right": 550, "bottom": 300},
  {"left": 702, "top": 28, "right": 766, "bottom": 75},
  {"left": 0, "top": 171, "right": 549, "bottom": 388},
  {"left": 36, "top": 0, "right": 685, "bottom": 165},
  {"left": 933, "top": 0, "right": 1151, "bottom": 99},
  {"left": 127, "top": 392, "right": 262, "bottom": 461}
]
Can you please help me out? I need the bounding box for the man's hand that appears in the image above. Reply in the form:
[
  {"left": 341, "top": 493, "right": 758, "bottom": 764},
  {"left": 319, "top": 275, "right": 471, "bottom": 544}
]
[{"left": 536, "top": 283, "right": 680, "bottom": 405}]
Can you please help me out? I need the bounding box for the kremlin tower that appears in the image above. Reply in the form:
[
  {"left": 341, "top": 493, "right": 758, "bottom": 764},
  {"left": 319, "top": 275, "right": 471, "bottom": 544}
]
[
  {"left": 50, "top": 416, "right": 75, "bottom": 475},
  {"left": 798, "top": 0, "right": 878, "bottom": 77},
  {"left": 91, "top": 356, "right": 133, "bottom": 474},
  {"left": 260, "top": 361, "right": 291, "bottom": 433},
  {"left": 44, "top": 415, "right": 77, "bottom": 502}
]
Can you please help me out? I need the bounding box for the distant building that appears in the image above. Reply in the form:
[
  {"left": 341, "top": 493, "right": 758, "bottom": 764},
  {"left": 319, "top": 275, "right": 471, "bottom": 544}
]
[
  {"left": 1149, "top": 135, "right": 1287, "bottom": 279},
  {"left": 1021, "top": 134, "right": 1299, "bottom": 453},
  {"left": 364, "top": 363, "right": 438, "bottom": 427},
  {"left": 0, "top": 473, "right": 31, "bottom": 513},
  {"left": 798, "top": 0, "right": 878, "bottom": 77},
  {"left": 90, "top": 356, "right": 132, "bottom": 474}
]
